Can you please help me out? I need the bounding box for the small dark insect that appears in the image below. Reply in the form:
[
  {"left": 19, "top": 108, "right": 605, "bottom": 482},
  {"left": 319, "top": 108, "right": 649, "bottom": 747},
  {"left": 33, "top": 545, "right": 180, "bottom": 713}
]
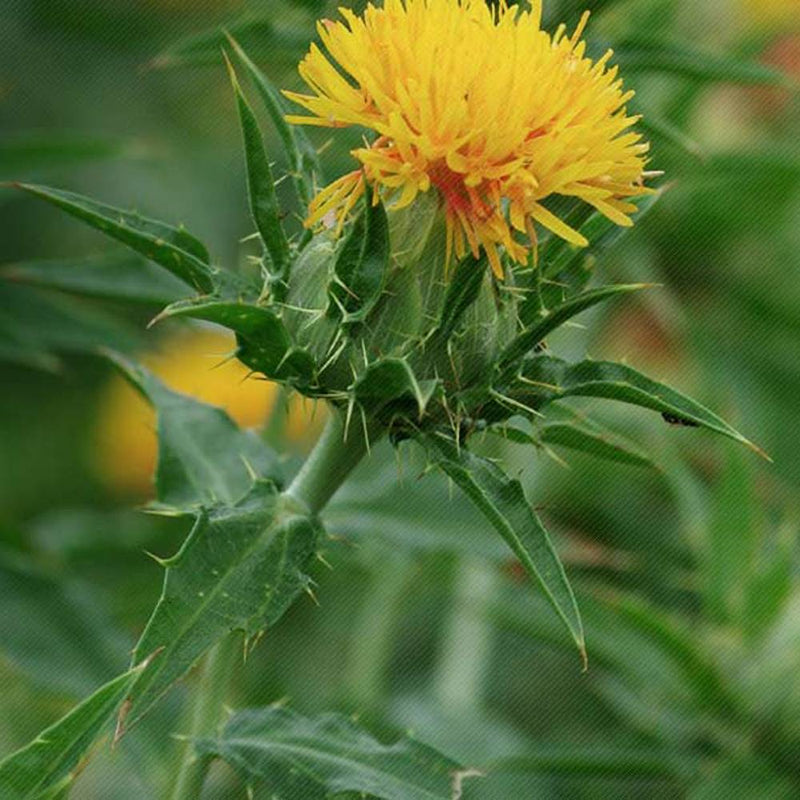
[{"left": 662, "top": 412, "right": 700, "bottom": 428}]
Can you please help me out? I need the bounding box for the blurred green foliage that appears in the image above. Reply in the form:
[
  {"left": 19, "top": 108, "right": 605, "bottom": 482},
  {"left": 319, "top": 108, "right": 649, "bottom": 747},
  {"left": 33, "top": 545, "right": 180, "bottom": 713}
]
[{"left": 2, "top": 0, "right": 800, "bottom": 797}]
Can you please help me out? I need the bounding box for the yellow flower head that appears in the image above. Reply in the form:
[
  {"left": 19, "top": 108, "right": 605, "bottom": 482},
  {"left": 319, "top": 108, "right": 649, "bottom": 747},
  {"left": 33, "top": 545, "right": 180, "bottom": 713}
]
[{"left": 285, "top": 0, "right": 651, "bottom": 277}]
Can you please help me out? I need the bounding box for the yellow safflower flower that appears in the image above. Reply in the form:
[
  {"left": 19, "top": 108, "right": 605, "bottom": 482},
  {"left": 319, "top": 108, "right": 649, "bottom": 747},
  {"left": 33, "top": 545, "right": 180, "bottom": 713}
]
[
  {"left": 285, "top": 0, "right": 650, "bottom": 276},
  {"left": 94, "top": 329, "right": 324, "bottom": 497}
]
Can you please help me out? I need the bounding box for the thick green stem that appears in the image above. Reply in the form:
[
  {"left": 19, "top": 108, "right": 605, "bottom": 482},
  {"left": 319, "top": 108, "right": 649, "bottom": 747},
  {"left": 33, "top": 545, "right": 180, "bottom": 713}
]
[
  {"left": 169, "top": 632, "right": 241, "bottom": 800},
  {"left": 285, "top": 409, "right": 380, "bottom": 515}
]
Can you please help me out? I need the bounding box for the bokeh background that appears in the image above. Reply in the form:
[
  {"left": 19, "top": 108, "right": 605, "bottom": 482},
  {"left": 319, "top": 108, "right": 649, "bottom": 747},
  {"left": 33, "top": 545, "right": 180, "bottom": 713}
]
[{"left": 2, "top": 0, "right": 800, "bottom": 797}]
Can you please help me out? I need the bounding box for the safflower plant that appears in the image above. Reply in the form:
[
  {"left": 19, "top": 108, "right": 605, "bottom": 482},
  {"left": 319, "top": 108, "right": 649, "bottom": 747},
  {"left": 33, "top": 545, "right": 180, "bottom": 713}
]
[{"left": 0, "top": 1, "right": 768, "bottom": 798}]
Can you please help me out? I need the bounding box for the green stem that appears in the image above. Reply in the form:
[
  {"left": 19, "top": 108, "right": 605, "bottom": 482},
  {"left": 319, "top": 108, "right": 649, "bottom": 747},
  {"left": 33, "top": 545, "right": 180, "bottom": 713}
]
[
  {"left": 169, "top": 632, "right": 241, "bottom": 800},
  {"left": 285, "top": 409, "right": 380, "bottom": 515}
]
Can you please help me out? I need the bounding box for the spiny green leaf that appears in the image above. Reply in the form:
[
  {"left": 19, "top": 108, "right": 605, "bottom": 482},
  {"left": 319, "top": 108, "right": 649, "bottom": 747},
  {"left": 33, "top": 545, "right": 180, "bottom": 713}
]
[
  {"left": 424, "top": 433, "right": 585, "bottom": 663},
  {"left": 125, "top": 484, "right": 320, "bottom": 725},
  {"left": 108, "top": 352, "right": 284, "bottom": 508},
  {"left": 154, "top": 298, "right": 315, "bottom": 385},
  {"left": 500, "top": 284, "right": 652, "bottom": 369},
  {"left": 14, "top": 183, "right": 214, "bottom": 293},
  {"left": 225, "top": 34, "right": 320, "bottom": 208},
  {"left": 615, "top": 39, "right": 796, "bottom": 88},
  {"left": 0, "top": 662, "right": 147, "bottom": 800},
  {"left": 195, "top": 705, "right": 470, "bottom": 800},
  {"left": 515, "top": 355, "right": 765, "bottom": 457},
  {"left": 330, "top": 194, "right": 390, "bottom": 324},
  {"left": 2, "top": 252, "right": 190, "bottom": 305},
  {"left": 353, "top": 358, "right": 437, "bottom": 418},
  {"left": 226, "top": 55, "right": 291, "bottom": 286}
]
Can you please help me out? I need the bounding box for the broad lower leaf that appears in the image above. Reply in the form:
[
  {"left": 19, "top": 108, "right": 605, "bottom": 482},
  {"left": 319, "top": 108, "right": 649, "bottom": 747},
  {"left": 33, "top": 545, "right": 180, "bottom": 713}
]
[
  {"left": 226, "top": 34, "right": 320, "bottom": 208},
  {"left": 425, "top": 433, "right": 585, "bottom": 662},
  {"left": 195, "top": 705, "right": 471, "bottom": 800},
  {"left": 514, "top": 355, "right": 764, "bottom": 457},
  {"left": 500, "top": 284, "right": 651, "bottom": 369},
  {"left": 0, "top": 663, "right": 146, "bottom": 800},
  {"left": 15, "top": 183, "right": 215, "bottom": 293},
  {"left": 153, "top": 298, "right": 316, "bottom": 385},
  {"left": 330, "top": 195, "right": 390, "bottom": 324},
  {"left": 227, "top": 56, "right": 291, "bottom": 285},
  {"left": 108, "top": 352, "right": 283, "bottom": 508},
  {"left": 2, "top": 252, "right": 190, "bottom": 305},
  {"left": 615, "top": 39, "right": 795, "bottom": 88},
  {"left": 124, "top": 483, "right": 320, "bottom": 725}
]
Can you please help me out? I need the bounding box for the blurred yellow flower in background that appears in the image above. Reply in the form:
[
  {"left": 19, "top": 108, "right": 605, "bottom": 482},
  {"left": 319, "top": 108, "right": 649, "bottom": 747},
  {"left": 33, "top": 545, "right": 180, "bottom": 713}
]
[
  {"left": 744, "top": 0, "right": 800, "bottom": 30},
  {"left": 94, "top": 328, "right": 325, "bottom": 498}
]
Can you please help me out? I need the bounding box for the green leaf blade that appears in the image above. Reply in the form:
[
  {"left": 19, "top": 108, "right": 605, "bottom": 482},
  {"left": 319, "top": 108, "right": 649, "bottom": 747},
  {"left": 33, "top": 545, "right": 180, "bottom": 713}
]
[
  {"left": 539, "top": 421, "right": 655, "bottom": 469},
  {"left": 354, "top": 357, "right": 437, "bottom": 418},
  {"left": 227, "top": 57, "right": 291, "bottom": 284},
  {"left": 226, "top": 34, "right": 320, "bottom": 207},
  {"left": 153, "top": 299, "right": 315, "bottom": 385},
  {"left": 516, "top": 356, "right": 765, "bottom": 457},
  {"left": 15, "top": 183, "right": 215, "bottom": 293},
  {"left": 195, "top": 706, "right": 468, "bottom": 800},
  {"left": 0, "top": 664, "right": 144, "bottom": 800},
  {"left": 501, "top": 283, "right": 652, "bottom": 368},
  {"left": 425, "top": 434, "right": 585, "bottom": 662},
  {"left": 433, "top": 253, "right": 489, "bottom": 342}
]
